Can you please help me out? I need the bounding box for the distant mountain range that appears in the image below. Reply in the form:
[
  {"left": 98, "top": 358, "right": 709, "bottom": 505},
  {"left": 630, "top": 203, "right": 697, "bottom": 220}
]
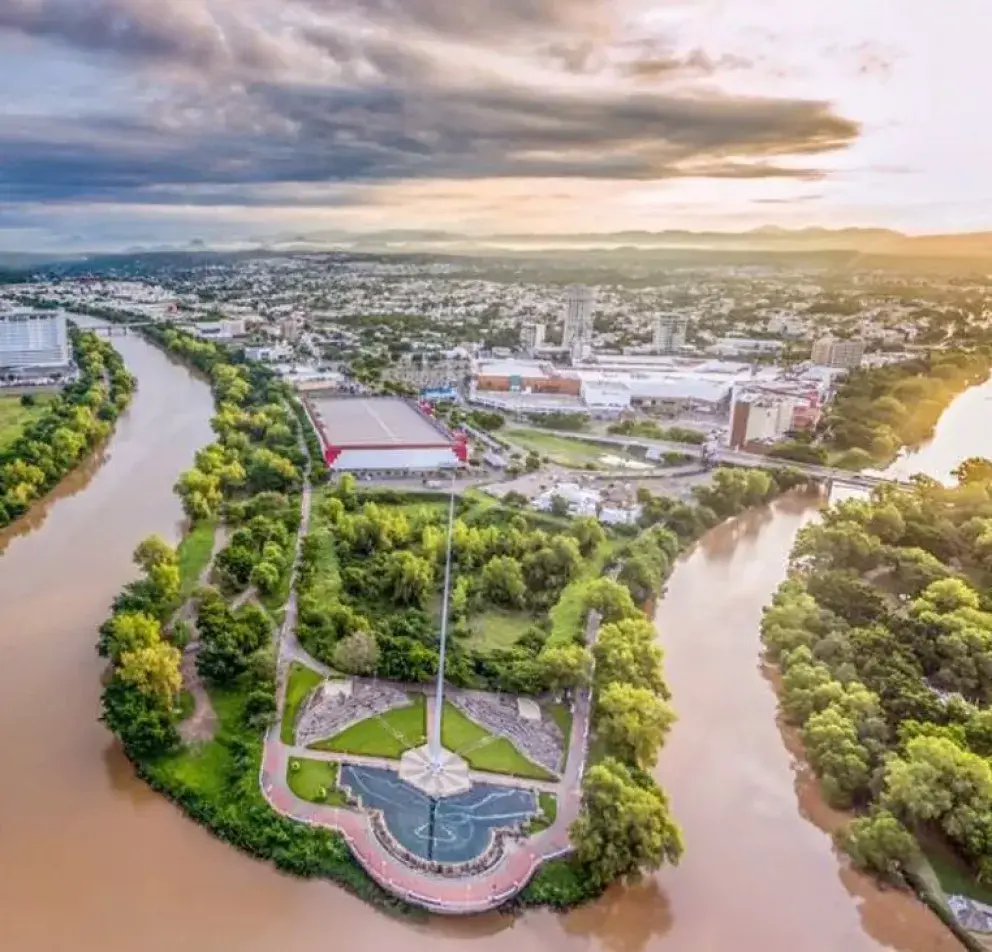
[
  {"left": 6, "top": 227, "right": 992, "bottom": 267},
  {"left": 237, "top": 227, "right": 992, "bottom": 258}
]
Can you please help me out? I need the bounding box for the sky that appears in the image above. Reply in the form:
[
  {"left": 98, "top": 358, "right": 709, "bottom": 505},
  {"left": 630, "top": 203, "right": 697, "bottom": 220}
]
[{"left": 1, "top": 0, "right": 991, "bottom": 252}]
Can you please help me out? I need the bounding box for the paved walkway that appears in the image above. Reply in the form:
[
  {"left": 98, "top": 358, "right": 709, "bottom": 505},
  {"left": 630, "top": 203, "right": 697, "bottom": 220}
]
[{"left": 257, "top": 430, "right": 596, "bottom": 913}]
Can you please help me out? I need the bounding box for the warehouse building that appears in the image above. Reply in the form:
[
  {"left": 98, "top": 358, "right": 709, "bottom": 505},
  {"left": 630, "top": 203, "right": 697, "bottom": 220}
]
[{"left": 304, "top": 394, "right": 468, "bottom": 472}]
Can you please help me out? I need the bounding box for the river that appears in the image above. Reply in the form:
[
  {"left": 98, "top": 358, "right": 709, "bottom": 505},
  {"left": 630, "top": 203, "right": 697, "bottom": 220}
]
[{"left": 1, "top": 336, "right": 990, "bottom": 952}]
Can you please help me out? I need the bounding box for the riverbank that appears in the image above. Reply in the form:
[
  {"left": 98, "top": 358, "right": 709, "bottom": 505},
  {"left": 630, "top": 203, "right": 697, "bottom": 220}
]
[{"left": 0, "top": 328, "right": 135, "bottom": 535}]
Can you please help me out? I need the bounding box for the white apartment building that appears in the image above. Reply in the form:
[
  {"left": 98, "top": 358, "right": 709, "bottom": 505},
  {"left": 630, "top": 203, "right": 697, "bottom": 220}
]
[
  {"left": 562, "top": 285, "right": 594, "bottom": 347},
  {"left": 811, "top": 336, "right": 864, "bottom": 370},
  {"left": 0, "top": 311, "right": 70, "bottom": 371},
  {"left": 652, "top": 313, "right": 689, "bottom": 353}
]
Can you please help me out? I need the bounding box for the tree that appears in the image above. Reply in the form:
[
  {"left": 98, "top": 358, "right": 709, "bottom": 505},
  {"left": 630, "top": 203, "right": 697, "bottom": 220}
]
[
  {"left": 839, "top": 810, "right": 919, "bottom": 883},
  {"left": 539, "top": 644, "right": 593, "bottom": 693},
  {"left": 581, "top": 578, "right": 638, "bottom": 625},
  {"left": 801, "top": 704, "right": 872, "bottom": 807},
  {"left": 101, "top": 678, "right": 179, "bottom": 758},
  {"left": 525, "top": 452, "right": 541, "bottom": 472},
  {"left": 618, "top": 554, "right": 661, "bottom": 605},
  {"left": 333, "top": 631, "right": 380, "bottom": 675},
  {"left": 594, "top": 618, "right": 667, "bottom": 695},
  {"left": 572, "top": 516, "right": 606, "bottom": 556},
  {"left": 384, "top": 551, "right": 434, "bottom": 607},
  {"left": 98, "top": 611, "right": 161, "bottom": 661},
  {"left": 570, "top": 758, "right": 683, "bottom": 889},
  {"left": 117, "top": 642, "right": 182, "bottom": 707},
  {"left": 250, "top": 560, "right": 281, "bottom": 595},
  {"left": 883, "top": 735, "right": 992, "bottom": 860},
  {"left": 806, "top": 570, "right": 888, "bottom": 627},
  {"left": 954, "top": 457, "right": 992, "bottom": 486},
  {"left": 481, "top": 556, "right": 527, "bottom": 609},
  {"left": 550, "top": 494, "right": 571, "bottom": 518},
  {"left": 596, "top": 683, "right": 676, "bottom": 769}
]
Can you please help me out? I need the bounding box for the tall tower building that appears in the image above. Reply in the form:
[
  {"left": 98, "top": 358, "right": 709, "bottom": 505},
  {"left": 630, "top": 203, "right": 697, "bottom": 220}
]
[
  {"left": 653, "top": 313, "right": 689, "bottom": 353},
  {"left": 562, "top": 285, "right": 594, "bottom": 347},
  {"left": 520, "top": 322, "right": 545, "bottom": 354}
]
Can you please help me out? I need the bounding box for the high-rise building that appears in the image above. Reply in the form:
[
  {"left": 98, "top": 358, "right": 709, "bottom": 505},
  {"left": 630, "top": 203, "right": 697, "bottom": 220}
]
[
  {"left": 520, "top": 322, "right": 545, "bottom": 354},
  {"left": 811, "top": 337, "right": 864, "bottom": 370},
  {"left": 562, "top": 285, "right": 594, "bottom": 347},
  {"left": 652, "top": 313, "right": 689, "bottom": 353},
  {"left": 0, "top": 311, "right": 70, "bottom": 371}
]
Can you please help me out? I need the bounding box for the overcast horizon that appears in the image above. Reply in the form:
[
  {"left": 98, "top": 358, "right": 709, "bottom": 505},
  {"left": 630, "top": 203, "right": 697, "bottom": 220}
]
[{"left": 2, "top": 0, "right": 990, "bottom": 252}]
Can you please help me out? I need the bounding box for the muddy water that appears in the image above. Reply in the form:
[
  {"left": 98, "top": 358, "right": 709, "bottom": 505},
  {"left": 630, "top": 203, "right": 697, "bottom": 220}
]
[{"left": 0, "top": 334, "right": 983, "bottom": 952}]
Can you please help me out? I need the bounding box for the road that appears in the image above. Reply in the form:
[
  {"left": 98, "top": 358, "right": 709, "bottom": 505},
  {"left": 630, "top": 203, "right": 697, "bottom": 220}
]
[{"left": 510, "top": 427, "right": 912, "bottom": 491}]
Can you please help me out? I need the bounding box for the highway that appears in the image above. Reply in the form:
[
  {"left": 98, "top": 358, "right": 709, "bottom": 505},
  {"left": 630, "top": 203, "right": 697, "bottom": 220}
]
[{"left": 503, "top": 427, "right": 912, "bottom": 491}]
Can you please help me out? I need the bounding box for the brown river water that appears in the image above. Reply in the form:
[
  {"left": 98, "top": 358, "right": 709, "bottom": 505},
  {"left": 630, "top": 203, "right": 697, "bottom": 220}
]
[{"left": 0, "top": 331, "right": 988, "bottom": 952}]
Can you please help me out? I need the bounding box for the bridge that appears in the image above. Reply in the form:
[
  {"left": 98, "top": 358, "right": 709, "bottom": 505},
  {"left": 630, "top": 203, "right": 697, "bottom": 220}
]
[
  {"left": 87, "top": 321, "right": 196, "bottom": 337},
  {"left": 506, "top": 428, "right": 914, "bottom": 492}
]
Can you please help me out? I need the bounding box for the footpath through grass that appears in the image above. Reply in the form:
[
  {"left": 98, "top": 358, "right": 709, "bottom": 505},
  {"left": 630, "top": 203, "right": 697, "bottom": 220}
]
[
  {"left": 441, "top": 702, "right": 555, "bottom": 781},
  {"left": 0, "top": 394, "right": 52, "bottom": 451},
  {"left": 281, "top": 662, "right": 324, "bottom": 744},
  {"left": 310, "top": 695, "right": 426, "bottom": 759},
  {"left": 287, "top": 758, "right": 350, "bottom": 806},
  {"left": 177, "top": 521, "right": 216, "bottom": 596}
]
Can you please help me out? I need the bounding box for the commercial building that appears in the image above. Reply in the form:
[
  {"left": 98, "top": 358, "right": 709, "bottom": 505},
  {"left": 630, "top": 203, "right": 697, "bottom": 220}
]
[
  {"left": 475, "top": 359, "right": 581, "bottom": 396},
  {"left": 520, "top": 322, "right": 545, "bottom": 354},
  {"left": 193, "top": 318, "right": 247, "bottom": 339},
  {"left": 0, "top": 311, "right": 70, "bottom": 372},
  {"left": 304, "top": 394, "right": 468, "bottom": 472},
  {"left": 811, "top": 337, "right": 864, "bottom": 370},
  {"left": 708, "top": 337, "right": 785, "bottom": 358},
  {"left": 727, "top": 383, "right": 822, "bottom": 449},
  {"left": 562, "top": 285, "right": 594, "bottom": 348},
  {"left": 652, "top": 314, "right": 689, "bottom": 353}
]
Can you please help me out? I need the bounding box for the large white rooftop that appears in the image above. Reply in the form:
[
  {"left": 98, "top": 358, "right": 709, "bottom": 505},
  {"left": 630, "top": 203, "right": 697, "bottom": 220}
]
[{"left": 308, "top": 396, "right": 450, "bottom": 447}]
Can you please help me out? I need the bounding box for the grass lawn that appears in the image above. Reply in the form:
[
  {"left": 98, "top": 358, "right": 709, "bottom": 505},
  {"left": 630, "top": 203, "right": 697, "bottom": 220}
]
[
  {"left": 441, "top": 702, "right": 555, "bottom": 781},
  {"left": 546, "top": 702, "right": 573, "bottom": 740},
  {"left": 310, "top": 695, "right": 426, "bottom": 759},
  {"left": 922, "top": 837, "right": 992, "bottom": 905},
  {"left": 177, "top": 521, "right": 216, "bottom": 596},
  {"left": 547, "top": 538, "right": 620, "bottom": 647},
  {"left": 504, "top": 427, "right": 605, "bottom": 467},
  {"left": 465, "top": 609, "right": 533, "bottom": 653},
  {"left": 0, "top": 394, "right": 52, "bottom": 451},
  {"left": 152, "top": 684, "right": 245, "bottom": 798},
  {"left": 281, "top": 662, "right": 325, "bottom": 745},
  {"left": 286, "top": 758, "right": 350, "bottom": 806}
]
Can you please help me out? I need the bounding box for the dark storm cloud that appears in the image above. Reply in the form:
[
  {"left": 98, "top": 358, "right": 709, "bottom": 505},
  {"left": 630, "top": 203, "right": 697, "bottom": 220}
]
[
  {"left": 0, "top": 0, "right": 287, "bottom": 72},
  {"left": 0, "top": 0, "right": 860, "bottom": 206}
]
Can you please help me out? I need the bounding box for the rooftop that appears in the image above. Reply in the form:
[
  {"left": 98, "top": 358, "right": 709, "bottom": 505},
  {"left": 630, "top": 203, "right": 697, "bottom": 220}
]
[{"left": 308, "top": 395, "right": 450, "bottom": 447}]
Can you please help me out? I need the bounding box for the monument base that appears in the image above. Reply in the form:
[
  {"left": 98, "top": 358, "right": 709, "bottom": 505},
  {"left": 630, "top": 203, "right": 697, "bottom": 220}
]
[{"left": 398, "top": 745, "right": 471, "bottom": 798}]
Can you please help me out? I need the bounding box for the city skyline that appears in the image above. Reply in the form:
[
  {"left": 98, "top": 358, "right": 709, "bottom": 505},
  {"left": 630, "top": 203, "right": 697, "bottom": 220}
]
[{"left": 1, "top": 0, "right": 990, "bottom": 251}]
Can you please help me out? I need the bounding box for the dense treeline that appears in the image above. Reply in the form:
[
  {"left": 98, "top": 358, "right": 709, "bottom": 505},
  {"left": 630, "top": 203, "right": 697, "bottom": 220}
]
[
  {"left": 298, "top": 477, "right": 598, "bottom": 694},
  {"left": 607, "top": 419, "right": 707, "bottom": 444},
  {"left": 760, "top": 460, "right": 992, "bottom": 887},
  {"left": 95, "top": 325, "right": 406, "bottom": 911},
  {"left": 0, "top": 328, "right": 135, "bottom": 528},
  {"left": 821, "top": 350, "right": 992, "bottom": 469}
]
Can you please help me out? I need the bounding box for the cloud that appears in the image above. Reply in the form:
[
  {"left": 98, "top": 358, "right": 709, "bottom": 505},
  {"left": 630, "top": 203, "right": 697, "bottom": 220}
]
[{"left": 0, "top": 0, "right": 859, "bottom": 217}]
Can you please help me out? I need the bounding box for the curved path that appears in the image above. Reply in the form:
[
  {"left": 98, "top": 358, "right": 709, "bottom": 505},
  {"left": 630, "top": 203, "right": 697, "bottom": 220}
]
[{"left": 258, "top": 439, "right": 594, "bottom": 912}]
